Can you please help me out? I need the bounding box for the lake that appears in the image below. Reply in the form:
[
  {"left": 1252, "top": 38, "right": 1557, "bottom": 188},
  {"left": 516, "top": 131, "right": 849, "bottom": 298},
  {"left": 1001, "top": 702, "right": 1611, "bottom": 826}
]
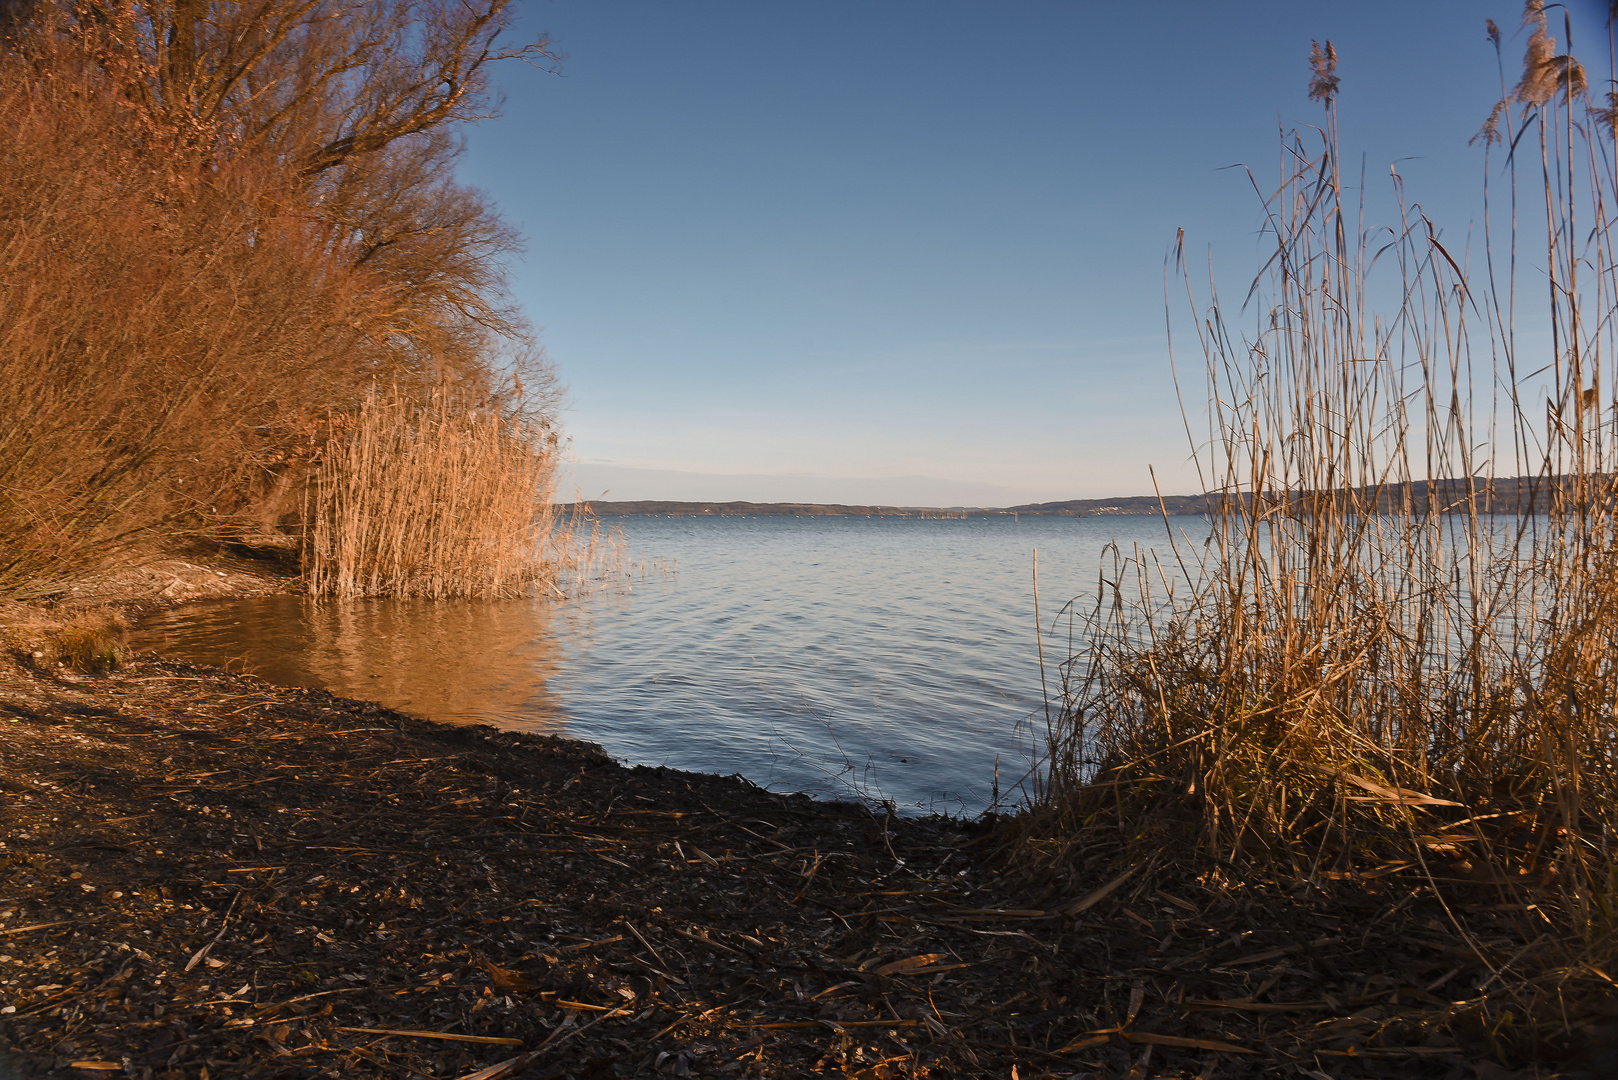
[{"left": 129, "top": 514, "right": 1196, "bottom": 817}]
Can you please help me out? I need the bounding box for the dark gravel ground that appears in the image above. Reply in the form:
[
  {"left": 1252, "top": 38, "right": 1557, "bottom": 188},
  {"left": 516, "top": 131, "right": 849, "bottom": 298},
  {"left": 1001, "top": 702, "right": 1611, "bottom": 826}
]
[{"left": 0, "top": 656, "right": 1605, "bottom": 1079}]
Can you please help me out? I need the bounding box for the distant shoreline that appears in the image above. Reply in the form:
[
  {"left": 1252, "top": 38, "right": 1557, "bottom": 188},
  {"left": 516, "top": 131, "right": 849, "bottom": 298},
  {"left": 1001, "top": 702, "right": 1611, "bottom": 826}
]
[
  {"left": 568, "top": 476, "right": 1568, "bottom": 518},
  {"left": 566, "top": 494, "right": 1212, "bottom": 517}
]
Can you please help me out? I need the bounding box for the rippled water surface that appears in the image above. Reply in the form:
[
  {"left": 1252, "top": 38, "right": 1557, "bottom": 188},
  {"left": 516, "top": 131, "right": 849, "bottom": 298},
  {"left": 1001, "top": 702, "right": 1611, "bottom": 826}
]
[{"left": 130, "top": 515, "right": 1196, "bottom": 815}]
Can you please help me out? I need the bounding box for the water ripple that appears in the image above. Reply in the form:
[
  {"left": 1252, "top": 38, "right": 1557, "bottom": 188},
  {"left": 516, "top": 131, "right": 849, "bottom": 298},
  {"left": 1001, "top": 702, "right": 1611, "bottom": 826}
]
[{"left": 130, "top": 515, "right": 1193, "bottom": 817}]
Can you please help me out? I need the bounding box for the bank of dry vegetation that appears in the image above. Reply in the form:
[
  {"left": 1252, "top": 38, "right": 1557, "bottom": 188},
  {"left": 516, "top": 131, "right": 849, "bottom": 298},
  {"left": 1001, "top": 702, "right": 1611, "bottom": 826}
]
[
  {"left": 1021, "top": 5, "right": 1618, "bottom": 1071},
  {"left": 0, "top": 0, "right": 580, "bottom": 600}
]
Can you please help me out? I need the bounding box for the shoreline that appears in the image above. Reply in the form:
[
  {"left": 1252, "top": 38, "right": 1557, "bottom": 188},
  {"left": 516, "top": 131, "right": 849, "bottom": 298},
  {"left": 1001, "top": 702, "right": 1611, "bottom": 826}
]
[
  {"left": 0, "top": 558, "right": 1598, "bottom": 1076},
  {"left": 567, "top": 476, "right": 1600, "bottom": 520},
  {"left": 0, "top": 663, "right": 1559, "bottom": 1077},
  {"left": 567, "top": 498, "right": 1208, "bottom": 519},
  {"left": 0, "top": 656, "right": 1060, "bottom": 1079}
]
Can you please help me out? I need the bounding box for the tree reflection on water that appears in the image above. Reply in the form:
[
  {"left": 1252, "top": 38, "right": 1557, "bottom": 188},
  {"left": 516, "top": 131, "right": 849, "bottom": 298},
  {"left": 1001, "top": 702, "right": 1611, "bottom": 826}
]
[{"left": 131, "top": 595, "right": 569, "bottom": 733}]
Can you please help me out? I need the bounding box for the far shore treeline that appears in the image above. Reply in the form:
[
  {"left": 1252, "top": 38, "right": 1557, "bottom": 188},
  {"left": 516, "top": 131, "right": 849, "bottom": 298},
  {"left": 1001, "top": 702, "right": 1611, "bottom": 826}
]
[
  {"left": 0, "top": 0, "right": 586, "bottom": 600},
  {"left": 576, "top": 474, "right": 1601, "bottom": 518}
]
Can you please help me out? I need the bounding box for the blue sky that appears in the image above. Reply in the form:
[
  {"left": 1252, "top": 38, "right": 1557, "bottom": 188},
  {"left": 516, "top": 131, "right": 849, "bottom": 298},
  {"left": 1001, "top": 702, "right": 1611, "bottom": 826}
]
[{"left": 457, "top": 0, "right": 1611, "bottom": 505}]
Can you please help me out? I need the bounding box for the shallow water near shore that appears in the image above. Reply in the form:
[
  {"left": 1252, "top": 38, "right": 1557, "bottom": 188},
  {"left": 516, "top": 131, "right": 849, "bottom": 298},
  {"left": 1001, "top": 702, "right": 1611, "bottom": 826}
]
[{"left": 130, "top": 514, "right": 1199, "bottom": 816}]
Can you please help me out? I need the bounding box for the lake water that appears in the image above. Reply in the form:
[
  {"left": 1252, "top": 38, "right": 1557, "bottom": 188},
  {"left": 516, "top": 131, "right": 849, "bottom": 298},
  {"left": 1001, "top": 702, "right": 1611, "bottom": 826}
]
[{"left": 129, "top": 514, "right": 1196, "bottom": 817}]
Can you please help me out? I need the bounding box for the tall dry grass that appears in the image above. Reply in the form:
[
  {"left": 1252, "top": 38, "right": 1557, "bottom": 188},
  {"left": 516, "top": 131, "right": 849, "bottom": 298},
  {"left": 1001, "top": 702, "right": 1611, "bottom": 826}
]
[
  {"left": 1024, "top": 3, "right": 1617, "bottom": 1044},
  {"left": 305, "top": 388, "right": 622, "bottom": 599}
]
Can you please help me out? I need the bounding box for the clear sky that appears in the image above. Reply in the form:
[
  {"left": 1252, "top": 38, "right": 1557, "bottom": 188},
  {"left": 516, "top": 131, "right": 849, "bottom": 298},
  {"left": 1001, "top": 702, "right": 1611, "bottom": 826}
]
[{"left": 457, "top": 0, "right": 1614, "bottom": 506}]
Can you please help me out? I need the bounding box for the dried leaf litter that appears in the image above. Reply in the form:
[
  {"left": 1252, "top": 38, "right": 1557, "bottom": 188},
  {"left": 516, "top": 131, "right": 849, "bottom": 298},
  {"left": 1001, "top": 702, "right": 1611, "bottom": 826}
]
[{"left": 0, "top": 659, "right": 1529, "bottom": 1078}]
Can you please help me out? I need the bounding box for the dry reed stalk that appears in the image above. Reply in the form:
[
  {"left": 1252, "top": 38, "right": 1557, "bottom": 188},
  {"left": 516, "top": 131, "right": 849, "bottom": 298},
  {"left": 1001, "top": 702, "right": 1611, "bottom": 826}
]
[
  {"left": 305, "top": 388, "right": 624, "bottom": 599},
  {"left": 1025, "top": 7, "right": 1617, "bottom": 1049}
]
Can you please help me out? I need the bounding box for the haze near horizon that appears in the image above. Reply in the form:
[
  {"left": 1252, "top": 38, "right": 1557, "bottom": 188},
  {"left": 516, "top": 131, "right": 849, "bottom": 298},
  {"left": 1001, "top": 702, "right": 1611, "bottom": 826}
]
[{"left": 459, "top": 1, "right": 1606, "bottom": 506}]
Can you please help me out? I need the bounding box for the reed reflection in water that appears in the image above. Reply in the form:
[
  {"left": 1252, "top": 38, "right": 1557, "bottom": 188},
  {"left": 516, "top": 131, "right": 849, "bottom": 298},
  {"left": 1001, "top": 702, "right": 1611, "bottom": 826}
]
[{"left": 133, "top": 595, "right": 567, "bottom": 732}]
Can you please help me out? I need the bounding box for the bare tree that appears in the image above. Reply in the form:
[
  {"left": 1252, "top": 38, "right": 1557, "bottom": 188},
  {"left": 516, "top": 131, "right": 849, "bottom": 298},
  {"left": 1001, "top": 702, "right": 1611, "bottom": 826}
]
[
  {"left": 0, "top": 2, "right": 564, "bottom": 590},
  {"left": 19, "top": 2, "right": 559, "bottom": 173}
]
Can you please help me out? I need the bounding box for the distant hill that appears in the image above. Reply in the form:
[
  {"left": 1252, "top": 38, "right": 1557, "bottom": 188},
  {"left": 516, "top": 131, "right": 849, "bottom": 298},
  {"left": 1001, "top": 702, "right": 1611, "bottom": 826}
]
[
  {"left": 1004, "top": 493, "right": 1214, "bottom": 516},
  {"left": 569, "top": 500, "right": 983, "bottom": 518},
  {"left": 1005, "top": 477, "right": 1593, "bottom": 517},
  {"left": 568, "top": 495, "right": 1211, "bottom": 518},
  {"left": 570, "top": 476, "right": 1595, "bottom": 518}
]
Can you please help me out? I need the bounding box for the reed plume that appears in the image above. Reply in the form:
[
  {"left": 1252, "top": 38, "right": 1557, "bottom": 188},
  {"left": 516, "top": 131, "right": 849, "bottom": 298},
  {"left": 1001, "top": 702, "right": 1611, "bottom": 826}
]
[
  {"left": 1513, "top": 0, "right": 1586, "bottom": 106},
  {"left": 1306, "top": 39, "right": 1338, "bottom": 104}
]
